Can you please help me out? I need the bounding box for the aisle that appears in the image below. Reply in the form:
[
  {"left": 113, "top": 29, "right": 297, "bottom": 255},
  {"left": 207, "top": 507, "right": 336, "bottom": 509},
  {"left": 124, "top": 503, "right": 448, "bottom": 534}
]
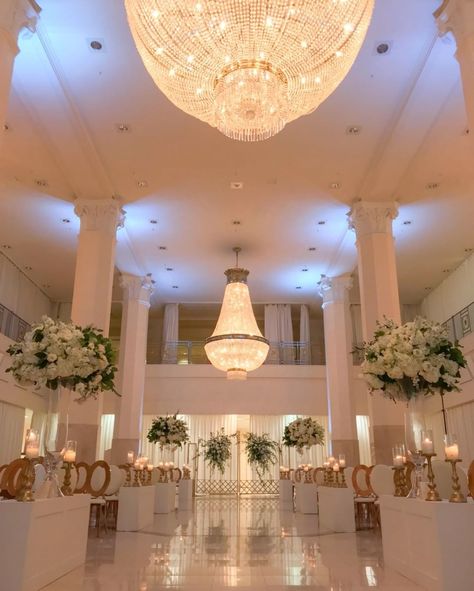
[{"left": 42, "top": 498, "right": 422, "bottom": 590}]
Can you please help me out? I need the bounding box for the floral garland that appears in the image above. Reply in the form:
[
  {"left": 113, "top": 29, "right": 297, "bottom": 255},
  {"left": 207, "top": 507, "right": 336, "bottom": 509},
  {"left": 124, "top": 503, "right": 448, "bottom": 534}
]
[
  {"left": 199, "top": 428, "right": 234, "bottom": 474},
  {"left": 147, "top": 413, "right": 189, "bottom": 450},
  {"left": 283, "top": 417, "right": 325, "bottom": 453},
  {"left": 6, "top": 316, "right": 117, "bottom": 402},
  {"left": 361, "top": 317, "right": 466, "bottom": 402},
  {"left": 245, "top": 433, "right": 279, "bottom": 479}
]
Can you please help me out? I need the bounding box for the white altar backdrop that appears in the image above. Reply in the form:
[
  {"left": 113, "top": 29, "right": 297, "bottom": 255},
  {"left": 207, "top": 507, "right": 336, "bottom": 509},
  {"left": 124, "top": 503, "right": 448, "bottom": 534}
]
[{"left": 0, "top": 400, "right": 25, "bottom": 463}]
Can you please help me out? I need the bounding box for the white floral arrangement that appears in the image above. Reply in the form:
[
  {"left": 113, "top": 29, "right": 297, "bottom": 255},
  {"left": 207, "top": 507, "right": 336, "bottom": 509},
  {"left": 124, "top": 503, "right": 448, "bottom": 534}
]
[
  {"left": 199, "top": 428, "right": 234, "bottom": 474},
  {"left": 147, "top": 413, "right": 189, "bottom": 450},
  {"left": 283, "top": 417, "right": 325, "bottom": 453},
  {"left": 361, "top": 317, "right": 466, "bottom": 402},
  {"left": 6, "top": 315, "right": 117, "bottom": 402},
  {"left": 245, "top": 433, "right": 279, "bottom": 479}
]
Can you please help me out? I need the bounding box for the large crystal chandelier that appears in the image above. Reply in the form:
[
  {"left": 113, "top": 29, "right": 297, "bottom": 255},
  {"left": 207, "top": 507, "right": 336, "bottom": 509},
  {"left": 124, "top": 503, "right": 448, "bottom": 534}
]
[
  {"left": 205, "top": 248, "right": 269, "bottom": 380},
  {"left": 125, "top": 1, "right": 374, "bottom": 141}
]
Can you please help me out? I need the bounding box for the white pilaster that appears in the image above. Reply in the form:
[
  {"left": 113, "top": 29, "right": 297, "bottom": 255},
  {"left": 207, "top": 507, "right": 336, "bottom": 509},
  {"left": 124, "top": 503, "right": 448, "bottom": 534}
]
[
  {"left": 319, "top": 274, "right": 359, "bottom": 466},
  {"left": 0, "top": 0, "right": 40, "bottom": 128},
  {"left": 348, "top": 201, "right": 403, "bottom": 464},
  {"left": 111, "top": 274, "right": 153, "bottom": 464}
]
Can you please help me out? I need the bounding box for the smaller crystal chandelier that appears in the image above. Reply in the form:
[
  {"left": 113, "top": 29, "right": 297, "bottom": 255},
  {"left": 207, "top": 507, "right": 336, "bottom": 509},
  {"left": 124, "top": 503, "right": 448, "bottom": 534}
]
[{"left": 205, "top": 248, "right": 269, "bottom": 380}]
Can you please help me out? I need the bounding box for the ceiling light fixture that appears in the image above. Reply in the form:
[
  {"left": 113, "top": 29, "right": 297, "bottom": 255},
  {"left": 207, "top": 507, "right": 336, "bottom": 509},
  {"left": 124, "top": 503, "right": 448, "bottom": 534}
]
[
  {"left": 230, "top": 182, "right": 243, "bottom": 190},
  {"left": 62, "top": 218, "right": 71, "bottom": 224},
  {"left": 150, "top": 219, "right": 158, "bottom": 224},
  {"left": 426, "top": 182, "right": 440, "bottom": 190},
  {"left": 296, "top": 286, "right": 302, "bottom": 289},
  {"left": 90, "top": 40, "right": 103, "bottom": 51},
  {"left": 232, "top": 220, "right": 241, "bottom": 225},
  {"left": 137, "top": 180, "right": 148, "bottom": 188},
  {"left": 376, "top": 42, "right": 390, "bottom": 54},
  {"left": 116, "top": 123, "right": 130, "bottom": 132},
  {"left": 1, "top": 244, "right": 12, "bottom": 249},
  {"left": 403, "top": 220, "right": 412, "bottom": 225},
  {"left": 308, "top": 247, "right": 316, "bottom": 251},
  {"left": 317, "top": 220, "right": 326, "bottom": 225},
  {"left": 172, "top": 285, "right": 179, "bottom": 289},
  {"left": 125, "top": 1, "right": 374, "bottom": 142},
  {"left": 158, "top": 245, "right": 167, "bottom": 250},
  {"left": 302, "top": 268, "right": 308, "bottom": 272},
  {"left": 166, "top": 267, "right": 173, "bottom": 271},
  {"left": 35, "top": 179, "right": 48, "bottom": 187},
  {"left": 205, "top": 247, "right": 269, "bottom": 380},
  {"left": 346, "top": 125, "right": 361, "bottom": 135},
  {"left": 330, "top": 182, "right": 341, "bottom": 190}
]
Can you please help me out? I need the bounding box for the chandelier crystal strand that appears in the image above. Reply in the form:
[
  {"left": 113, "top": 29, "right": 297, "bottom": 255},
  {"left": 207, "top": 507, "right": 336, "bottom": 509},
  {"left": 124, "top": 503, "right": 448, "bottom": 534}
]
[
  {"left": 205, "top": 251, "right": 269, "bottom": 380},
  {"left": 125, "top": 0, "right": 374, "bottom": 141}
]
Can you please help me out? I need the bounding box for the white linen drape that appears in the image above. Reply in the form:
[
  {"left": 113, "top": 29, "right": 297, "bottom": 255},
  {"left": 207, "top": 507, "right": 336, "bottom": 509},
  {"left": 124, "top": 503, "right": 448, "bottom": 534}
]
[
  {"left": 264, "top": 304, "right": 280, "bottom": 363},
  {"left": 356, "top": 415, "right": 371, "bottom": 466},
  {"left": 426, "top": 401, "right": 474, "bottom": 467},
  {"left": 0, "top": 401, "right": 25, "bottom": 464},
  {"left": 30, "top": 411, "right": 47, "bottom": 456},
  {"left": 98, "top": 414, "right": 115, "bottom": 460},
  {"left": 299, "top": 304, "right": 311, "bottom": 364},
  {"left": 278, "top": 304, "right": 294, "bottom": 364},
  {"left": 264, "top": 304, "right": 294, "bottom": 364},
  {"left": 161, "top": 303, "right": 179, "bottom": 363}
]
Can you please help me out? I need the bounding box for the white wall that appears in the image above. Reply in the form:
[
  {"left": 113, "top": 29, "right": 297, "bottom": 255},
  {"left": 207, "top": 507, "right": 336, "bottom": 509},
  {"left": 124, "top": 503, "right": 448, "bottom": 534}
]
[
  {"left": 0, "top": 252, "right": 52, "bottom": 324},
  {"left": 421, "top": 253, "right": 474, "bottom": 323}
]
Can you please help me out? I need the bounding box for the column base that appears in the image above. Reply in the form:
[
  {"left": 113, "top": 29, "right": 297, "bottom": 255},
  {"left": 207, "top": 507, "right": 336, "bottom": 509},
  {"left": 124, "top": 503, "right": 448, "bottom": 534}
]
[
  {"left": 57, "top": 423, "right": 99, "bottom": 465},
  {"left": 373, "top": 425, "right": 405, "bottom": 465},
  {"left": 111, "top": 438, "right": 140, "bottom": 466},
  {"left": 331, "top": 439, "right": 360, "bottom": 467}
]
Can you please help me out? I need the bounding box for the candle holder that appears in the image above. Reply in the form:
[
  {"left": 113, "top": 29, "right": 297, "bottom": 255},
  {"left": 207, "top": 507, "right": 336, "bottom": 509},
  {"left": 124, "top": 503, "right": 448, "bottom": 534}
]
[
  {"left": 334, "top": 470, "right": 340, "bottom": 487},
  {"left": 422, "top": 452, "right": 441, "bottom": 501},
  {"left": 392, "top": 466, "right": 407, "bottom": 497},
  {"left": 123, "top": 464, "right": 132, "bottom": 487},
  {"left": 133, "top": 466, "right": 142, "bottom": 487},
  {"left": 445, "top": 458, "right": 467, "bottom": 503},
  {"left": 183, "top": 465, "right": 191, "bottom": 480},
  {"left": 304, "top": 468, "right": 313, "bottom": 484},
  {"left": 61, "top": 461, "right": 75, "bottom": 496},
  {"left": 340, "top": 467, "right": 347, "bottom": 488},
  {"left": 327, "top": 468, "right": 334, "bottom": 487},
  {"left": 16, "top": 458, "right": 37, "bottom": 502}
]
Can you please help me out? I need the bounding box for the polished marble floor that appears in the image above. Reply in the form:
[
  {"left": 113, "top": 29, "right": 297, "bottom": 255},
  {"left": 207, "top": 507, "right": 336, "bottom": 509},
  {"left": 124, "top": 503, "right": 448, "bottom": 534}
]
[{"left": 43, "top": 498, "right": 422, "bottom": 590}]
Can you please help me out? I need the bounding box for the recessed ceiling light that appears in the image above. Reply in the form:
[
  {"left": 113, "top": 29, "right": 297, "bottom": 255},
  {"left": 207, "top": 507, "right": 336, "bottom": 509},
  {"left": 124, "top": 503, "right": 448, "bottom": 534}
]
[
  {"left": 442, "top": 269, "right": 450, "bottom": 273},
  {"left": 403, "top": 220, "right": 412, "bottom": 225},
  {"left": 317, "top": 220, "right": 326, "bottom": 225},
  {"left": 166, "top": 267, "right": 173, "bottom": 271},
  {"left": 1, "top": 244, "right": 12, "bottom": 249},
  {"left": 465, "top": 248, "right": 473, "bottom": 253},
  {"left": 308, "top": 247, "right": 316, "bottom": 251},
  {"left": 230, "top": 181, "right": 243, "bottom": 190},
  {"left": 330, "top": 182, "right": 341, "bottom": 190},
  {"left": 35, "top": 179, "right": 48, "bottom": 187},
  {"left": 424, "top": 287, "right": 431, "bottom": 291},
  {"left": 89, "top": 40, "right": 103, "bottom": 51},
  {"left": 232, "top": 220, "right": 241, "bottom": 225},
  {"left": 463, "top": 128, "right": 470, "bottom": 136},
  {"left": 24, "top": 266, "right": 32, "bottom": 271},
  {"left": 3, "top": 123, "right": 9, "bottom": 131},
  {"left": 150, "top": 219, "right": 158, "bottom": 224},
  {"left": 137, "top": 180, "right": 148, "bottom": 188},
  {"left": 346, "top": 125, "right": 361, "bottom": 135},
  {"left": 302, "top": 268, "right": 308, "bottom": 272},
  {"left": 426, "top": 182, "right": 440, "bottom": 190},
  {"left": 158, "top": 245, "right": 167, "bottom": 250},
  {"left": 376, "top": 42, "right": 391, "bottom": 55},
  {"left": 296, "top": 286, "right": 302, "bottom": 290},
  {"left": 172, "top": 285, "right": 179, "bottom": 289},
  {"left": 116, "top": 123, "right": 130, "bottom": 132},
  {"left": 62, "top": 218, "right": 71, "bottom": 224}
]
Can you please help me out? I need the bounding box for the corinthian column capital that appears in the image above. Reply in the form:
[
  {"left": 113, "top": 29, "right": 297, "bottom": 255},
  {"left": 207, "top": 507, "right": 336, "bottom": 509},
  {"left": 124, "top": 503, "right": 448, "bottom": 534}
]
[
  {"left": 120, "top": 273, "right": 154, "bottom": 307},
  {"left": 0, "top": 0, "right": 41, "bottom": 51},
  {"left": 319, "top": 274, "right": 353, "bottom": 308},
  {"left": 74, "top": 198, "right": 125, "bottom": 233},
  {"left": 348, "top": 200, "right": 398, "bottom": 237}
]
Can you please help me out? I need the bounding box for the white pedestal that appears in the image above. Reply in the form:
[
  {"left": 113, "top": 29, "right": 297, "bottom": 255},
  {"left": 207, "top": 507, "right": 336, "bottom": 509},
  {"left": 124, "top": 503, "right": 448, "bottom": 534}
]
[
  {"left": 154, "top": 482, "right": 176, "bottom": 514},
  {"left": 278, "top": 479, "right": 293, "bottom": 507},
  {"left": 117, "top": 486, "right": 154, "bottom": 532},
  {"left": 178, "top": 479, "right": 193, "bottom": 511},
  {"left": 297, "top": 483, "right": 318, "bottom": 514},
  {"left": 294, "top": 482, "right": 303, "bottom": 512},
  {"left": 0, "top": 495, "right": 90, "bottom": 591},
  {"left": 380, "top": 495, "right": 474, "bottom": 591},
  {"left": 318, "top": 486, "right": 355, "bottom": 533}
]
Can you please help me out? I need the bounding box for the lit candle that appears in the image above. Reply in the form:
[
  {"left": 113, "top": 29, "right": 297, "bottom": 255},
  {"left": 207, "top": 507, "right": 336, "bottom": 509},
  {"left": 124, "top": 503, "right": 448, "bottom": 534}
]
[
  {"left": 393, "top": 455, "right": 404, "bottom": 468},
  {"left": 24, "top": 429, "right": 40, "bottom": 459},
  {"left": 127, "top": 451, "right": 134, "bottom": 464},
  {"left": 134, "top": 460, "right": 140, "bottom": 470},
  {"left": 333, "top": 462, "right": 340, "bottom": 472},
  {"left": 158, "top": 462, "right": 164, "bottom": 468},
  {"left": 147, "top": 464, "right": 154, "bottom": 472},
  {"left": 338, "top": 454, "right": 346, "bottom": 468},
  {"left": 303, "top": 466, "right": 309, "bottom": 472},
  {"left": 64, "top": 449, "right": 76, "bottom": 463},
  {"left": 328, "top": 456, "right": 336, "bottom": 466},
  {"left": 421, "top": 437, "right": 434, "bottom": 454},
  {"left": 445, "top": 443, "right": 459, "bottom": 461}
]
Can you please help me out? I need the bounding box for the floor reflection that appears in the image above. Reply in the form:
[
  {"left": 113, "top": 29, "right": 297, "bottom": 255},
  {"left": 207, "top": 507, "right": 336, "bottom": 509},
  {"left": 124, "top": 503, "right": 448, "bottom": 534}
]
[{"left": 43, "top": 497, "right": 422, "bottom": 590}]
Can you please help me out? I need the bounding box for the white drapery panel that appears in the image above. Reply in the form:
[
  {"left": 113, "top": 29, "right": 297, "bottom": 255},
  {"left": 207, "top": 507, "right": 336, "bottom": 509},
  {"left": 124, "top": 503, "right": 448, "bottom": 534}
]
[
  {"left": 98, "top": 414, "right": 115, "bottom": 460},
  {"left": 264, "top": 304, "right": 280, "bottom": 363},
  {"left": 264, "top": 304, "right": 294, "bottom": 364},
  {"left": 0, "top": 401, "right": 25, "bottom": 464},
  {"left": 278, "top": 304, "right": 294, "bottom": 364},
  {"left": 30, "top": 411, "right": 47, "bottom": 456},
  {"left": 161, "top": 303, "right": 179, "bottom": 363},
  {"left": 427, "top": 402, "right": 474, "bottom": 467},
  {"left": 299, "top": 304, "right": 311, "bottom": 364},
  {"left": 356, "top": 415, "right": 371, "bottom": 466}
]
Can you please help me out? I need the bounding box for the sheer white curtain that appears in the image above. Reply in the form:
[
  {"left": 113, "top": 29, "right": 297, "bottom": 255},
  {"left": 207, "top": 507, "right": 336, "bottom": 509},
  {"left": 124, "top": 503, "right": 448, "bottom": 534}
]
[
  {"left": 161, "top": 303, "right": 179, "bottom": 363},
  {"left": 426, "top": 402, "right": 474, "bottom": 468},
  {"left": 278, "top": 304, "right": 294, "bottom": 364},
  {"left": 356, "top": 415, "right": 371, "bottom": 465},
  {"left": 0, "top": 401, "right": 25, "bottom": 464},
  {"left": 98, "top": 414, "right": 115, "bottom": 460},
  {"left": 30, "top": 411, "right": 47, "bottom": 456},
  {"left": 264, "top": 304, "right": 280, "bottom": 364},
  {"left": 299, "top": 304, "right": 311, "bottom": 364}
]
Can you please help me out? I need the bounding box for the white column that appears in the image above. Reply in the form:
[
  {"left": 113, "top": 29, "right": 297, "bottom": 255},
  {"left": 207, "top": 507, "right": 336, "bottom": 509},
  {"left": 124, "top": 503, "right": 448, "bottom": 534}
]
[
  {"left": 320, "top": 275, "right": 359, "bottom": 467},
  {"left": 348, "top": 201, "right": 404, "bottom": 464},
  {"left": 111, "top": 274, "right": 153, "bottom": 464},
  {"left": 436, "top": 0, "right": 474, "bottom": 137},
  {"left": 60, "top": 198, "right": 125, "bottom": 464},
  {"left": 0, "top": 0, "right": 39, "bottom": 129}
]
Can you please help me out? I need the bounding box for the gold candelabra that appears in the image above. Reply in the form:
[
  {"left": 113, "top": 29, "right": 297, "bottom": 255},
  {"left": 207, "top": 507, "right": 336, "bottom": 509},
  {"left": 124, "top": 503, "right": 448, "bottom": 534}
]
[
  {"left": 61, "top": 461, "right": 74, "bottom": 496},
  {"left": 423, "top": 453, "right": 441, "bottom": 501},
  {"left": 133, "top": 466, "right": 142, "bottom": 487},
  {"left": 123, "top": 464, "right": 132, "bottom": 487},
  {"left": 445, "top": 458, "right": 467, "bottom": 503},
  {"left": 16, "top": 458, "right": 37, "bottom": 502},
  {"left": 339, "top": 467, "right": 347, "bottom": 488}
]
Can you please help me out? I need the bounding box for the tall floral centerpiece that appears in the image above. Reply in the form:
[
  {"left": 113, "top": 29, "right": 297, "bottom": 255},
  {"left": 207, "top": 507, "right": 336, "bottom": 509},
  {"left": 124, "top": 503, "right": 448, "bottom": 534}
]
[
  {"left": 6, "top": 315, "right": 118, "bottom": 401},
  {"left": 199, "top": 428, "right": 234, "bottom": 475},
  {"left": 283, "top": 417, "right": 325, "bottom": 463},
  {"left": 361, "top": 316, "right": 466, "bottom": 497},
  {"left": 245, "top": 433, "right": 279, "bottom": 480},
  {"left": 147, "top": 413, "right": 189, "bottom": 451}
]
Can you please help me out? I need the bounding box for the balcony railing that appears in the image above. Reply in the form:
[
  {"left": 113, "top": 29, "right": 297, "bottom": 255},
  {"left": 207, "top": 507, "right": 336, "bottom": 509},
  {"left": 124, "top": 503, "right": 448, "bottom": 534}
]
[
  {"left": 149, "top": 340, "right": 325, "bottom": 366},
  {"left": 0, "top": 304, "right": 30, "bottom": 342},
  {"left": 443, "top": 302, "right": 474, "bottom": 343}
]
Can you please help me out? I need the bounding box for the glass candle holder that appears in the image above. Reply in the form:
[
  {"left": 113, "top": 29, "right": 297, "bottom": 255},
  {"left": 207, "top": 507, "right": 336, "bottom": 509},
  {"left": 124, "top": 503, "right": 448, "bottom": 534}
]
[
  {"left": 127, "top": 451, "right": 135, "bottom": 465},
  {"left": 421, "top": 430, "right": 435, "bottom": 454},
  {"left": 63, "top": 440, "right": 77, "bottom": 463},
  {"left": 338, "top": 454, "right": 346, "bottom": 468},
  {"left": 444, "top": 434, "right": 459, "bottom": 461},
  {"left": 392, "top": 444, "right": 405, "bottom": 467},
  {"left": 24, "top": 428, "right": 40, "bottom": 459}
]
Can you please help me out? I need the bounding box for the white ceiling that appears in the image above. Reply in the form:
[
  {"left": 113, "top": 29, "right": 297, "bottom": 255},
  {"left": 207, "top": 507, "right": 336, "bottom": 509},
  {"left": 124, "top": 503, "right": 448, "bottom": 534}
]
[{"left": 0, "top": 0, "right": 473, "bottom": 312}]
